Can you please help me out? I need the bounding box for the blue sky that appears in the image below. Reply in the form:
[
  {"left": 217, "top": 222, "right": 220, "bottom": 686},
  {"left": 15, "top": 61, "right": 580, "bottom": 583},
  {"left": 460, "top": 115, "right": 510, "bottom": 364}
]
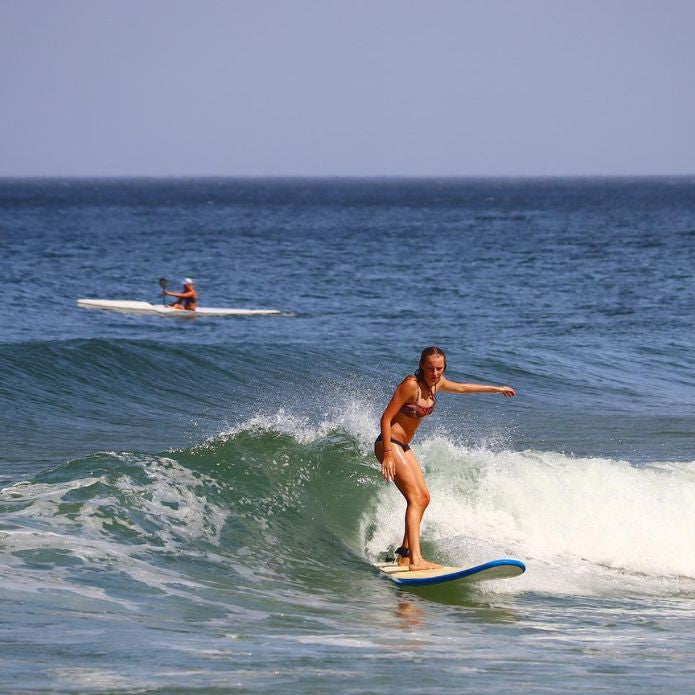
[{"left": 1, "top": 0, "right": 694, "bottom": 176}]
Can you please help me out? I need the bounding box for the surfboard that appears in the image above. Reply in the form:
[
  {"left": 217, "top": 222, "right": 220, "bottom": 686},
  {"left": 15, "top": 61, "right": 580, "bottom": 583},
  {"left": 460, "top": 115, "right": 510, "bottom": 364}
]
[
  {"left": 77, "top": 299, "right": 281, "bottom": 317},
  {"left": 375, "top": 558, "right": 525, "bottom": 587}
]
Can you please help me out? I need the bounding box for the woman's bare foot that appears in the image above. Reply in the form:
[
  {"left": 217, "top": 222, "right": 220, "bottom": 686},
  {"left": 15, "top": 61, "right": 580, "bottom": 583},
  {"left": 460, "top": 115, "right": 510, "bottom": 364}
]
[{"left": 409, "top": 559, "right": 442, "bottom": 571}]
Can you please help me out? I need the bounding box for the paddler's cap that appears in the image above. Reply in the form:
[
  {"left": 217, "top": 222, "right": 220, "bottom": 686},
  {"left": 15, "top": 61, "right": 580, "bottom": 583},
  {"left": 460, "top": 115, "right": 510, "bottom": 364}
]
[{"left": 183, "top": 277, "right": 194, "bottom": 285}]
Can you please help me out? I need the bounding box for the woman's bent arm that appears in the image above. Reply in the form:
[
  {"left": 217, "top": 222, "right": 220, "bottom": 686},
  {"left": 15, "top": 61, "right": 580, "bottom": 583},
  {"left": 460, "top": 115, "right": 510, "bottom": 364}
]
[{"left": 378, "top": 380, "right": 417, "bottom": 481}]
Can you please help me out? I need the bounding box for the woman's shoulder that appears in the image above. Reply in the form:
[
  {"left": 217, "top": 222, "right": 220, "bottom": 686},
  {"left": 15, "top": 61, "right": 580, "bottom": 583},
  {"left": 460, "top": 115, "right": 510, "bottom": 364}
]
[{"left": 398, "top": 374, "right": 419, "bottom": 392}]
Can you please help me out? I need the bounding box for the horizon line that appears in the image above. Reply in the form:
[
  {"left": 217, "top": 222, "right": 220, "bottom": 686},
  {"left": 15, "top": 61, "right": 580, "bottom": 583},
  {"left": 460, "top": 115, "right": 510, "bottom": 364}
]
[{"left": 1, "top": 172, "right": 694, "bottom": 181}]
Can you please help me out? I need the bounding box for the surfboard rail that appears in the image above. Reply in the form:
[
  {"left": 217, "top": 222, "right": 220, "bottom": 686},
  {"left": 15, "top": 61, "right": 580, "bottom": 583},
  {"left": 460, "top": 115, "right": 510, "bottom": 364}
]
[{"left": 376, "top": 558, "right": 526, "bottom": 587}]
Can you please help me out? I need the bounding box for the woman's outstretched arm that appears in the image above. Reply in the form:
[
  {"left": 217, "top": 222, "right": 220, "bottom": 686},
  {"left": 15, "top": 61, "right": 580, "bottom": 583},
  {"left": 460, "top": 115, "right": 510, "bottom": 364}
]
[{"left": 438, "top": 377, "right": 515, "bottom": 397}]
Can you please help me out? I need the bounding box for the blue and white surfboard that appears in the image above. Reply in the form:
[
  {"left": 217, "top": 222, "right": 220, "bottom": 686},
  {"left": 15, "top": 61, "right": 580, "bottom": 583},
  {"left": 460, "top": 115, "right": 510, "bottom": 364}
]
[{"left": 376, "top": 558, "right": 526, "bottom": 587}]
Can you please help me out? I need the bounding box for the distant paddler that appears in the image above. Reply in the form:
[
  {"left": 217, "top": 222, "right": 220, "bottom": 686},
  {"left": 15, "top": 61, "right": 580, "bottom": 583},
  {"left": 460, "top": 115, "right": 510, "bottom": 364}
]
[{"left": 161, "top": 277, "right": 198, "bottom": 311}]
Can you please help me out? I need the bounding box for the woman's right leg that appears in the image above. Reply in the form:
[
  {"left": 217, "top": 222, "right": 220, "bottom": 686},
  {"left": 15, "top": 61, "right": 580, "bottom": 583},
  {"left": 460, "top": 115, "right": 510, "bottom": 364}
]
[{"left": 392, "top": 449, "right": 440, "bottom": 571}]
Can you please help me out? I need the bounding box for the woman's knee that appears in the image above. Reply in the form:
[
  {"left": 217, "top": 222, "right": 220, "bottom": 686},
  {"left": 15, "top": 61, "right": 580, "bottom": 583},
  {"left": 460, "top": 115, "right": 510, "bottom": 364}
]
[{"left": 407, "top": 488, "right": 430, "bottom": 510}]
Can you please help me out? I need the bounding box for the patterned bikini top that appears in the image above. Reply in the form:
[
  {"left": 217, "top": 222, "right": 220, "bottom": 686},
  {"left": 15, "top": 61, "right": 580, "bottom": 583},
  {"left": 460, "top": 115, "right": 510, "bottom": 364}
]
[{"left": 400, "top": 381, "right": 435, "bottom": 419}]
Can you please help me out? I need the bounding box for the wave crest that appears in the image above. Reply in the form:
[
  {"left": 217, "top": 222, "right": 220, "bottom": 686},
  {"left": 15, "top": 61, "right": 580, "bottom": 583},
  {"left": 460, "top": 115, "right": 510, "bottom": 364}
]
[{"left": 3, "top": 417, "right": 695, "bottom": 599}]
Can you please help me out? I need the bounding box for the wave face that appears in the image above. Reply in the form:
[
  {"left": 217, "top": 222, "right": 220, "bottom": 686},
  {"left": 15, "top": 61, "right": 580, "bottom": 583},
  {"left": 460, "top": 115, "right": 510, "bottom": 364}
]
[
  {"left": 3, "top": 333, "right": 695, "bottom": 601},
  {"left": 3, "top": 412, "right": 695, "bottom": 619}
]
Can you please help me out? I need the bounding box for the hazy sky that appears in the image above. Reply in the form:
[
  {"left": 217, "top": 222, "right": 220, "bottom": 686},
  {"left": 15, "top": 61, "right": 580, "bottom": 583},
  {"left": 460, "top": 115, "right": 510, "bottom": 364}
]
[{"left": 1, "top": 0, "right": 694, "bottom": 176}]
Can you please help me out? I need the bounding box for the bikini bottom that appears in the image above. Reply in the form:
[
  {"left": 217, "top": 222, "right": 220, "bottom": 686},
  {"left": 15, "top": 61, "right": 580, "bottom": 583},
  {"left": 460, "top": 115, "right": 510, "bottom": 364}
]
[{"left": 374, "top": 434, "right": 411, "bottom": 452}]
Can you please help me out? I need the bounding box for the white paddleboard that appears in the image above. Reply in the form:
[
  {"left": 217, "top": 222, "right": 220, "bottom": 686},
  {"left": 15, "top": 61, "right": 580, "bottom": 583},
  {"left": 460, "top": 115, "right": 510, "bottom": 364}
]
[
  {"left": 376, "top": 558, "right": 525, "bottom": 587},
  {"left": 77, "top": 299, "right": 281, "bottom": 317}
]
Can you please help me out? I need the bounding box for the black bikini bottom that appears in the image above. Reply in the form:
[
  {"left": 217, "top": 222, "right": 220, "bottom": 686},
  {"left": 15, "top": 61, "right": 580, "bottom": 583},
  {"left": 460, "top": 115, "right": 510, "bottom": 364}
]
[{"left": 375, "top": 434, "right": 411, "bottom": 452}]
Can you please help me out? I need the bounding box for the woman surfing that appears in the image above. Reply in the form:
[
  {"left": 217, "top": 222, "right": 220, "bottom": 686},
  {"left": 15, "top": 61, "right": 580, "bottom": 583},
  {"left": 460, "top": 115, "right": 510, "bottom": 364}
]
[{"left": 375, "top": 346, "right": 516, "bottom": 571}]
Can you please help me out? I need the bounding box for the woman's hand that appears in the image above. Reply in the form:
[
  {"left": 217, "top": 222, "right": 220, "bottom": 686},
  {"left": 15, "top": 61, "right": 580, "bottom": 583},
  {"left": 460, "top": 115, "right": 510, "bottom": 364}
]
[
  {"left": 381, "top": 451, "right": 396, "bottom": 482},
  {"left": 498, "top": 386, "right": 516, "bottom": 397}
]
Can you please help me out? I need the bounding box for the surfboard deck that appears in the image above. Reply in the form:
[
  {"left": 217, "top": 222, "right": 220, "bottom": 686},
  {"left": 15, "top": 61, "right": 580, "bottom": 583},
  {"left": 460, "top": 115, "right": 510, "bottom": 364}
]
[
  {"left": 77, "top": 299, "right": 281, "bottom": 317},
  {"left": 375, "top": 558, "right": 525, "bottom": 587}
]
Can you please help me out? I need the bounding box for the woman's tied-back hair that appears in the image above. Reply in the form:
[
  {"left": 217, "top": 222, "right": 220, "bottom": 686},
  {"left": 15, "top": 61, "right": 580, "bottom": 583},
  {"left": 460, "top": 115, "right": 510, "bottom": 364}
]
[{"left": 414, "top": 346, "right": 447, "bottom": 388}]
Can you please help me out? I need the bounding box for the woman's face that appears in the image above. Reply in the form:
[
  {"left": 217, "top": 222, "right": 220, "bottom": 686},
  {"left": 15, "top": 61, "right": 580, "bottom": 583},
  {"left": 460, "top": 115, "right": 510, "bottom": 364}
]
[{"left": 421, "top": 355, "right": 445, "bottom": 386}]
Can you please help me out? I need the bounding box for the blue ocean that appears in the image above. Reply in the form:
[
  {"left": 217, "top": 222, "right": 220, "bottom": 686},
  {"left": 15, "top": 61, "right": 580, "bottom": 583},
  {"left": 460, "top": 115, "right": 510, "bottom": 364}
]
[{"left": 2, "top": 178, "right": 695, "bottom": 692}]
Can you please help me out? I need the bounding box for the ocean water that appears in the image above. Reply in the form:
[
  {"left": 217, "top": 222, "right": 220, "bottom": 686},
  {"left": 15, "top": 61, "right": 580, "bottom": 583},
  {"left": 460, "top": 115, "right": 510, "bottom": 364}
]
[{"left": 2, "top": 177, "right": 695, "bottom": 692}]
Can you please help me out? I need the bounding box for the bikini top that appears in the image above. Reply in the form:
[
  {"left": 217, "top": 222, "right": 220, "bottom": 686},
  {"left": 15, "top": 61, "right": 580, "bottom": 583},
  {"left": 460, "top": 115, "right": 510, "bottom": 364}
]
[{"left": 400, "top": 381, "right": 436, "bottom": 419}]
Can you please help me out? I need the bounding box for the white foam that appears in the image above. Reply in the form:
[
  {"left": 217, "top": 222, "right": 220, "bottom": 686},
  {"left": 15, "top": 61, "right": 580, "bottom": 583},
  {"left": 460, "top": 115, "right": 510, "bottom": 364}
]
[
  {"left": 0, "top": 455, "right": 231, "bottom": 605},
  {"left": 363, "top": 435, "right": 695, "bottom": 596}
]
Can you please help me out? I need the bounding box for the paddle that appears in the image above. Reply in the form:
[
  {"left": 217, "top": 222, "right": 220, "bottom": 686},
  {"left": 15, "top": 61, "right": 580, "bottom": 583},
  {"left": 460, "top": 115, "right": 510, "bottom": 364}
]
[{"left": 159, "top": 277, "right": 168, "bottom": 305}]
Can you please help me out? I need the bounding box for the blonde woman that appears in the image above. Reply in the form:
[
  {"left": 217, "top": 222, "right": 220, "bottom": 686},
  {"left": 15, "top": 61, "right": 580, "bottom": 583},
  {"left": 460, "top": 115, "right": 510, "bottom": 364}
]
[{"left": 375, "top": 346, "right": 515, "bottom": 570}]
